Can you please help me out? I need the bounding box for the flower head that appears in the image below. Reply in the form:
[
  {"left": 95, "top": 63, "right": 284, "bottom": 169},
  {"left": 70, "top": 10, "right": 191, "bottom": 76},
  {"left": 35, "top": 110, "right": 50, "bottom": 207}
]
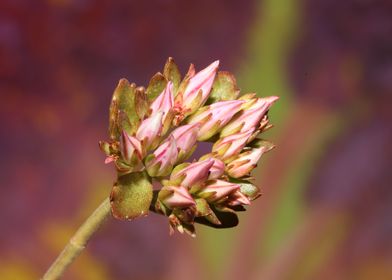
[{"left": 101, "top": 58, "right": 278, "bottom": 236}]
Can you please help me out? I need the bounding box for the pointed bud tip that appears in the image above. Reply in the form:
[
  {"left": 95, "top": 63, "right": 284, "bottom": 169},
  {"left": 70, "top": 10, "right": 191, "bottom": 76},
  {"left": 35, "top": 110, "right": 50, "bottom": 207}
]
[{"left": 266, "top": 96, "right": 279, "bottom": 104}]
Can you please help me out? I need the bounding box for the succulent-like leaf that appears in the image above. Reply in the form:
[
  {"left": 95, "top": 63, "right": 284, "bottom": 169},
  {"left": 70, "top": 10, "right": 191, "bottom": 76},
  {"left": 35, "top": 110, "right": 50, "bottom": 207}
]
[
  {"left": 163, "top": 57, "right": 181, "bottom": 92},
  {"left": 206, "top": 71, "right": 240, "bottom": 104},
  {"left": 146, "top": 73, "right": 168, "bottom": 101},
  {"left": 109, "top": 79, "right": 141, "bottom": 140},
  {"left": 110, "top": 171, "right": 153, "bottom": 220}
]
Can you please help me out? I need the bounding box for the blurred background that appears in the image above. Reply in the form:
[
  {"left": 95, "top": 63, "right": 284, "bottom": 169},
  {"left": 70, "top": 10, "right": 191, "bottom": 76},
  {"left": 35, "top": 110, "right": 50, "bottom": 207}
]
[{"left": 1, "top": 0, "right": 391, "bottom": 279}]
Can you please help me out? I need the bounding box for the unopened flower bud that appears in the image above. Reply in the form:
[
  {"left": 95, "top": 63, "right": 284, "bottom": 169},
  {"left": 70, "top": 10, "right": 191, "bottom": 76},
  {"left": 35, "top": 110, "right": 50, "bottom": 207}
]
[
  {"left": 170, "top": 159, "right": 214, "bottom": 189},
  {"left": 187, "top": 100, "right": 244, "bottom": 141},
  {"left": 176, "top": 61, "right": 219, "bottom": 116},
  {"left": 149, "top": 82, "right": 175, "bottom": 134},
  {"left": 120, "top": 131, "right": 143, "bottom": 167},
  {"left": 212, "top": 129, "right": 253, "bottom": 162},
  {"left": 221, "top": 96, "right": 278, "bottom": 137},
  {"left": 170, "top": 123, "right": 200, "bottom": 163},
  {"left": 199, "top": 154, "right": 225, "bottom": 180},
  {"left": 158, "top": 185, "right": 196, "bottom": 209},
  {"left": 197, "top": 180, "right": 240, "bottom": 203},
  {"left": 136, "top": 111, "right": 163, "bottom": 151},
  {"left": 226, "top": 147, "right": 267, "bottom": 178},
  {"left": 145, "top": 135, "right": 178, "bottom": 177},
  {"left": 226, "top": 190, "right": 251, "bottom": 206}
]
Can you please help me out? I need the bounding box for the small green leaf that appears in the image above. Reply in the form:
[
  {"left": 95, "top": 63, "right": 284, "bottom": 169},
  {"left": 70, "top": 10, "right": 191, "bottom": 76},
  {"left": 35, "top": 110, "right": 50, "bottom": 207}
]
[
  {"left": 206, "top": 71, "right": 240, "bottom": 104},
  {"left": 163, "top": 57, "right": 181, "bottom": 92},
  {"left": 109, "top": 79, "right": 141, "bottom": 140},
  {"left": 146, "top": 73, "right": 167, "bottom": 101},
  {"left": 230, "top": 178, "right": 261, "bottom": 201},
  {"left": 110, "top": 171, "right": 153, "bottom": 220}
]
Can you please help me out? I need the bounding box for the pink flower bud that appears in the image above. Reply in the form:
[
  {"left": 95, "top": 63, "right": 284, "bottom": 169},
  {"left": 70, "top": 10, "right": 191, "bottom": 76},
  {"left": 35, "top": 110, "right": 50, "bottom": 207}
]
[
  {"left": 221, "top": 96, "right": 278, "bottom": 137},
  {"left": 208, "top": 158, "right": 225, "bottom": 180},
  {"left": 199, "top": 154, "right": 225, "bottom": 180},
  {"left": 177, "top": 60, "right": 219, "bottom": 115},
  {"left": 150, "top": 82, "right": 175, "bottom": 133},
  {"left": 226, "top": 147, "right": 267, "bottom": 178},
  {"left": 198, "top": 180, "right": 240, "bottom": 203},
  {"left": 187, "top": 100, "right": 244, "bottom": 141},
  {"left": 136, "top": 111, "right": 163, "bottom": 150},
  {"left": 145, "top": 135, "right": 178, "bottom": 177},
  {"left": 120, "top": 131, "right": 143, "bottom": 164},
  {"left": 159, "top": 185, "right": 196, "bottom": 209},
  {"left": 212, "top": 129, "right": 254, "bottom": 162},
  {"left": 226, "top": 190, "right": 251, "bottom": 206},
  {"left": 170, "top": 123, "right": 200, "bottom": 162},
  {"left": 170, "top": 158, "right": 214, "bottom": 189}
]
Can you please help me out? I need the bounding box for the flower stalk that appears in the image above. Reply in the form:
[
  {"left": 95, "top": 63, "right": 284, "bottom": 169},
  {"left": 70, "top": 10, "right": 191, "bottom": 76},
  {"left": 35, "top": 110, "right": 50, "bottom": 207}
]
[{"left": 42, "top": 198, "right": 111, "bottom": 280}]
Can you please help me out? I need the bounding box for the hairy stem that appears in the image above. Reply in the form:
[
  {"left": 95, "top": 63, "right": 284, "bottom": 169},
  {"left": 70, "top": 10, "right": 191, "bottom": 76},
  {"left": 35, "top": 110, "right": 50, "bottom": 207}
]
[{"left": 42, "top": 198, "right": 111, "bottom": 280}]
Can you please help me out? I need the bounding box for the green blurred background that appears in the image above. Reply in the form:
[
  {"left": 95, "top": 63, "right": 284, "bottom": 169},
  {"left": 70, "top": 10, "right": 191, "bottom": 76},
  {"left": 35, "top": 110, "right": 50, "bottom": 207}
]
[{"left": 1, "top": 0, "right": 391, "bottom": 279}]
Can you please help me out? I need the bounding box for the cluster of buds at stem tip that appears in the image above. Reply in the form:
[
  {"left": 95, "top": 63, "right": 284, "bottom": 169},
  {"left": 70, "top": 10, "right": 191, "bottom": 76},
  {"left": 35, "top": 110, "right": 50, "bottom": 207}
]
[{"left": 100, "top": 57, "right": 278, "bottom": 237}]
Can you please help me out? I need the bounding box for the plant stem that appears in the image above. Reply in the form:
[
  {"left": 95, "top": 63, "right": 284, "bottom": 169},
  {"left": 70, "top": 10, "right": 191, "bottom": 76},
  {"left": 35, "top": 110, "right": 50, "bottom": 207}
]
[{"left": 42, "top": 198, "right": 111, "bottom": 280}]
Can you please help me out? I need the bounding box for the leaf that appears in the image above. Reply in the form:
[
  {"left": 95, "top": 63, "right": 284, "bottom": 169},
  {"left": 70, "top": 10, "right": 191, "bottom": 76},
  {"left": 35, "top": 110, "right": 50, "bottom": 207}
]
[
  {"left": 163, "top": 57, "right": 181, "bottom": 92},
  {"left": 206, "top": 71, "right": 240, "bottom": 104},
  {"left": 110, "top": 171, "right": 153, "bottom": 220},
  {"left": 146, "top": 72, "right": 167, "bottom": 101},
  {"left": 109, "top": 79, "right": 141, "bottom": 140}
]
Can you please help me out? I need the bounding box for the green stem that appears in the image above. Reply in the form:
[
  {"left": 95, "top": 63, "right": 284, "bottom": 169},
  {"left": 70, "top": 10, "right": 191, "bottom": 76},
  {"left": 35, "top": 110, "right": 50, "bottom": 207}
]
[{"left": 42, "top": 198, "right": 111, "bottom": 280}]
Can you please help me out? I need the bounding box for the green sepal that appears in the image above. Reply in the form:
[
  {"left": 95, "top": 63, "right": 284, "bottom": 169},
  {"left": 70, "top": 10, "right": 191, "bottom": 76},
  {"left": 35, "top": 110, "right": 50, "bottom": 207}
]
[
  {"left": 144, "top": 154, "right": 161, "bottom": 177},
  {"left": 110, "top": 171, "right": 153, "bottom": 220},
  {"left": 195, "top": 198, "right": 221, "bottom": 225},
  {"left": 172, "top": 207, "right": 196, "bottom": 224},
  {"left": 248, "top": 138, "right": 276, "bottom": 152},
  {"left": 198, "top": 120, "right": 222, "bottom": 141},
  {"left": 230, "top": 178, "right": 261, "bottom": 201},
  {"left": 146, "top": 72, "right": 168, "bottom": 101},
  {"left": 99, "top": 141, "right": 112, "bottom": 156},
  {"left": 176, "top": 144, "right": 197, "bottom": 163},
  {"left": 109, "top": 79, "right": 141, "bottom": 140},
  {"left": 206, "top": 71, "right": 240, "bottom": 104},
  {"left": 194, "top": 205, "right": 239, "bottom": 228},
  {"left": 163, "top": 57, "right": 181, "bottom": 93},
  {"left": 176, "top": 64, "right": 195, "bottom": 97}
]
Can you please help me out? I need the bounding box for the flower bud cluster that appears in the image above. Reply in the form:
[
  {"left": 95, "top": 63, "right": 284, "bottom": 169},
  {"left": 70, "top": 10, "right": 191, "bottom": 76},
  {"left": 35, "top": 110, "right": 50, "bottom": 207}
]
[{"left": 100, "top": 58, "right": 278, "bottom": 236}]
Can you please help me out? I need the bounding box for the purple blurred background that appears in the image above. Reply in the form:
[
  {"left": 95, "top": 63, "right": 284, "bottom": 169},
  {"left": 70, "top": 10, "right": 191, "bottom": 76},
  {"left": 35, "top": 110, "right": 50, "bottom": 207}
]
[{"left": 1, "top": 0, "right": 391, "bottom": 279}]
